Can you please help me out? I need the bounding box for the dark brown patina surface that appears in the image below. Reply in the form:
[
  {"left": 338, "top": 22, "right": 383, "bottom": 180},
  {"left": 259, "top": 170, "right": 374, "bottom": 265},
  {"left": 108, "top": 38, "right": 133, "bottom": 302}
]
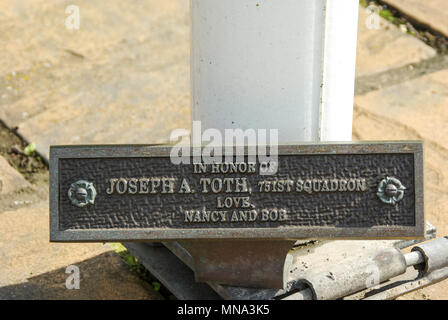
[{"left": 50, "top": 142, "right": 424, "bottom": 241}]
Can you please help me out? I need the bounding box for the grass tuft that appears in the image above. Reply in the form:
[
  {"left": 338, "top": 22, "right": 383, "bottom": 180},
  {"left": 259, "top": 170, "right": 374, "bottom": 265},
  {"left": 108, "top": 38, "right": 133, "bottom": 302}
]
[{"left": 108, "top": 243, "right": 166, "bottom": 294}]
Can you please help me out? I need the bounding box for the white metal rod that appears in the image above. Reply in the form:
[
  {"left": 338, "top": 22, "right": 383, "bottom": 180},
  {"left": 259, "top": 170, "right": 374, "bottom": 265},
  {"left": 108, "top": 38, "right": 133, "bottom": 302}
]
[
  {"left": 404, "top": 251, "right": 425, "bottom": 267},
  {"left": 363, "top": 267, "right": 448, "bottom": 300},
  {"left": 284, "top": 251, "right": 426, "bottom": 300}
]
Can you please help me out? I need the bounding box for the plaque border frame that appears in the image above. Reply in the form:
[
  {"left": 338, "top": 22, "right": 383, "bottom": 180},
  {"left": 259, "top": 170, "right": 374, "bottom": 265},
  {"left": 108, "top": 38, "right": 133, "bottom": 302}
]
[{"left": 50, "top": 141, "right": 424, "bottom": 242}]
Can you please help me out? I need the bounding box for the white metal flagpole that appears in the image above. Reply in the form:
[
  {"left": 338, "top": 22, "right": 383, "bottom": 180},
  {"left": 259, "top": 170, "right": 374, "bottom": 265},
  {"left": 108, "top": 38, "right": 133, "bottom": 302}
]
[
  {"left": 319, "top": 0, "right": 359, "bottom": 141},
  {"left": 191, "top": 0, "right": 359, "bottom": 143}
]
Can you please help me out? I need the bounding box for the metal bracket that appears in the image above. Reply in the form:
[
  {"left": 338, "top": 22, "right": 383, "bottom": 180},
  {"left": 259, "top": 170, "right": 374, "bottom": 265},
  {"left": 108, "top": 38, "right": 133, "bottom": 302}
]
[{"left": 179, "top": 240, "right": 296, "bottom": 289}]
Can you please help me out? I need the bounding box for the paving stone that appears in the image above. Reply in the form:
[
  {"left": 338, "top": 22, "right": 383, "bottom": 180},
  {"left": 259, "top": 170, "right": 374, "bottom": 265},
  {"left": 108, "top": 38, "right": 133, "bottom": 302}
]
[
  {"left": 0, "top": 156, "right": 31, "bottom": 195},
  {"left": 355, "top": 69, "right": 448, "bottom": 152},
  {"left": 356, "top": 7, "right": 436, "bottom": 77},
  {"left": 354, "top": 70, "right": 448, "bottom": 299},
  {"left": 0, "top": 202, "right": 163, "bottom": 299},
  {"left": 382, "top": 0, "right": 448, "bottom": 37},
  {"left": 0, "top": 0, "right": 190, "bottom": 159}
]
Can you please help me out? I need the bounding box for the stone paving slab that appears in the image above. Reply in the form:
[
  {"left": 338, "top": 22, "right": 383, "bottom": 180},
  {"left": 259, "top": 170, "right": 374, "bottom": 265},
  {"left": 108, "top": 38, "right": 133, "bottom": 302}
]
[
  {"left": 382, "top": 0, "right": 448, "bottom": 37},
  {"left": 0, "top": 0, "right": 190, "bottom": 160},
  {"left": 0, "top": 201, "right": 163, "bottom": 299},
  {"left": 355, "top": 70, "right": 448, "bottom": 159},
  {"left": 0, "top": 156, "right": 31, "bottom": 195},
  {"left": 356, "top": 7, "right": 436, "bottom": 77}
]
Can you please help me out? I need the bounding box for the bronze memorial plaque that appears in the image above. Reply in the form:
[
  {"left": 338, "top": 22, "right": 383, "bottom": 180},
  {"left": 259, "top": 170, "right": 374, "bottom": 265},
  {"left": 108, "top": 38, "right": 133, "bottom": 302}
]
[{"left": 49, "top": 142, "right": 424, "bottom": 242}]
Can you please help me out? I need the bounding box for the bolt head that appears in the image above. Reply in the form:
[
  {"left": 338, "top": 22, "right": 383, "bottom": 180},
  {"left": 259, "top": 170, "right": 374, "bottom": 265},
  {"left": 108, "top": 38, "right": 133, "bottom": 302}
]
[
  {"left": 68, "top": 180, "right": 97, "bottom": 208},
  {"left": 75, "top": 187, "right": 88, "bottom": 200},
  {"left": 385, "top": 184, "right": 398, "bottom": 197}
]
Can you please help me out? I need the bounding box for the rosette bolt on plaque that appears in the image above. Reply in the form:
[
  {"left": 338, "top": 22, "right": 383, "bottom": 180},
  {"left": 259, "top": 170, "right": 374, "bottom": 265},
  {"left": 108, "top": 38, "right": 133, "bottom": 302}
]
[
  {"left": 68, "top": 180, "right": 97, "bottom": 207},
  {"left": 377, "top": 177, "right": 406, "bottom": 205}
]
